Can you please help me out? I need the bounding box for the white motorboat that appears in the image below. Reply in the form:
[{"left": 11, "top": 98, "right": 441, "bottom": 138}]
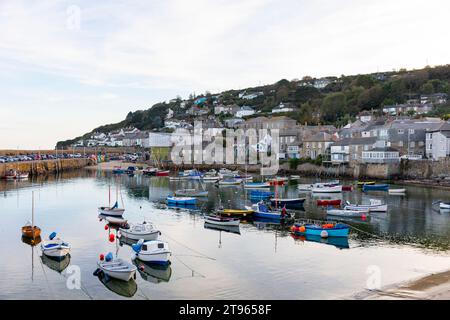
[
  {"left": 204, "top": 215, "right": 240, "bottom": 227},
  {"left": 440, "top": 202, "right": 450, "bottom": 209},
  {"left": 327, "top": 208, "right": 369, "bottom": 218},
  {"left": 344, "top": 200, "right": 387, "bottom": 212},
  {"left": 388, "top": 188, "right": 406, "bottom": 194},
  {"left": 132, "top": 240, "right": 171, "bottom": 265},
  {"left": 41, "top": 235, "right": 70, "bottom": 260},
  {"left": 312, "top": 185, "right": 342, "bottom": 193},
  {"left": 97, "top": 258, "right": 137, "bottom": 281},
  {"left": 119, "top": 222, "right": 160, "bottom": 241}
]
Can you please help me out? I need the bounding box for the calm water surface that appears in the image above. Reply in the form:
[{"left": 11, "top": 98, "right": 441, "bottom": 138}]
[{"left": 1, "top": 170, "right": 449, "bottom": 299}]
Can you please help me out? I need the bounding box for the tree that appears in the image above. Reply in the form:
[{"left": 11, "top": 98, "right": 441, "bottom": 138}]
[{"left": 320, "top": 92, "right": 347, "bottom": 123}]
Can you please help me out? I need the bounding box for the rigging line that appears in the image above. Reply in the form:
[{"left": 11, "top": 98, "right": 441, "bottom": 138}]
[
  {"left": 172, "top": 254, "right": 206, "bottom": 278},
  {"left": 37, "top": 255, "right": 55, "bottom": 299},
  {"left": 162, "top": 233, "right": 216, "bottom": 261}
]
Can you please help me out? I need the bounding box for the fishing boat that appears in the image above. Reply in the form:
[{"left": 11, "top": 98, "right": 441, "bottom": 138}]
[
  {"left": 218, "top": 209, "right": 253, "bottom": 217},
  {"left": 311, "top": 185, "right": 342, "bottom": 193},
  {"left": 3, "top": 169, "right": 29, "bottom": 180},
  {"left": 22, "top": 191, "right": 41, "bottom": 239},
  {"left": 251, "top": 202, "right": 289, "bottom": 220},
  {"left": 362, "top": 184, "right": 389, "bottom": 192},
  {"left": 97, "top": 257, "right": 137, "bottom": 282},
  {"left": 217, "top": 178, "right": 242, "bottom": 186},
  {"left": 243, "top": 182, "right": 271, "bottom": 189},
  {"left": 357, "top": 181, "right": 376, "bottom": 187},
  {"left": 112, "top": 166, "right": 125, "bottom": 174},
  {"left": 119, "top": 222, "right": 160, "bottom": 241},
  {"left": 249, "top": 190, "right": 274, "bottom": 201},
  {"left": 344, "top": 200, "right": 387, "bottom": 212},
  {"left": 156, "top": 170, "right": 170, "bottom": 177},
  {"left": 317, "top": 199, "right": 342, "bottom": 206},
  {"left": 204, "top": 215, "right": 240, "bottom": 227},
  {"left": 40, "top": 232, "right": 71, "bottom": 260},
  {"left": 327, "top": 208, "right": 369, "bottom": 218},
  {"left": 388, "top": 188, "right": 406, "bottom": 194},
  {"left": 142, "top": 167, "right": 157, "bottom": 176},
  {"left": 166, "top": 196, "right": 197, "bottom": 205},
  {"left": 174, "top": 188, "right": 209, "bottom": 197},
  {"left": 132, "top": 240, "right": 171, "bottom": 265},
  {"left": 269, "top": 197, "right": 306, "bottom": 207},
  {"left": 291, "top": 222, "right": 350, "bottom": 238}
]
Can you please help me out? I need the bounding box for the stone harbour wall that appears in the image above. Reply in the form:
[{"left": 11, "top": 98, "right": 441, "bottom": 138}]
[{"left": 0, "top": 158, "right": 91, "bottom": 177}]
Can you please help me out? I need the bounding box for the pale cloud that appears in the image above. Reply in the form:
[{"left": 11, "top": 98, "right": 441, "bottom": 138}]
[{"left": 0, "top": 0, "right": 449, "bottom": 148}]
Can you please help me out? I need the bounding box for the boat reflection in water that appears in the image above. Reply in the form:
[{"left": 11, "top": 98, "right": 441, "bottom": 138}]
[
  {"left": 204, "top": 222, "right": 241, "bottom": 235},
  {"left": 21, "top": 235, "right": 42, "bottom": 247},
  {"left": 133, "top": 258, "right": 172, "bottom": 283},
  {"left": 41, "top": 254, "right": 71, "bottom": 273},
  {"left": 291, "top": 234, "right": 350, "bottom": 249},
  {"left": 97, "top": 271, "right": 138, "bottom": 298}
]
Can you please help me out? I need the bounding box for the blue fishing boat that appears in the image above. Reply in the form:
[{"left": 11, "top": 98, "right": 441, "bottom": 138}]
[
  {"left": 292, "top": 223, "right": 350, "bottom": 237},
  {"left": 362, "top": 184, "right": 389, "bottom": 192},
  {"left": 125, "top": 166, "right": 137, "bottom": 174},
  {"left": 250, "top": 190, "right": 274, "bottom": 201},
  {"left": 251, "top": 202, "right": 286, "bottom": 220},
  {"left": 166, "top": 196, "right": 197, "bottom": 205}
]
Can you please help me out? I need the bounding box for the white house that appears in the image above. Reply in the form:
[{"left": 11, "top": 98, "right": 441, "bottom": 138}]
[
  {"left": 427, "top": 122, "right": 450, "bottom": 160},
  {"left": 271, "top": 103, "right": 297, "bottom": 114},
  {"left": 361, "top": 147, "right": 400, "bottom": 163},
  {"left": 144, "top": 132, "right": 172, "bottom": 148},
  {"left": 235, "top": 106, "right": 255, "bottom": 118}
]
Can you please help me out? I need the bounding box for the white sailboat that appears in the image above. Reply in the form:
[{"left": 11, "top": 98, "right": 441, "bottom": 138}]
[{"left": 98, "top": 184, "right": 125, "bottom": 216}]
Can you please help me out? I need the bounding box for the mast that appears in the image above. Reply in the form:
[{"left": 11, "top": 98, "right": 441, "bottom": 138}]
[
  {"left": 109, "top": 184, "right": 111, "bottom": 208},
  {"left": 32, "top": 191, "right": 35, "bottom": 229}
]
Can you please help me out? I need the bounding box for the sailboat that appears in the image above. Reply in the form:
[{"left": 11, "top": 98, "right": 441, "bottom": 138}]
[
  {"left": 98, "top": 183, "right": 125, "bottom": 217},
  {"left": 22, "top": 191, "right": 41, "bottom": 239}
]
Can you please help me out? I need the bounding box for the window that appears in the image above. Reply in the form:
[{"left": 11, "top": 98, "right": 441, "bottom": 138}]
[
  {"left": 398, "top": 129, "right": 404, "bottom": 134},
  {"left": 410, "top": 141, "right": 415, "bottom": 148},
  {"left": 409, "top": 129, "right": 415, "bottom": 134}
]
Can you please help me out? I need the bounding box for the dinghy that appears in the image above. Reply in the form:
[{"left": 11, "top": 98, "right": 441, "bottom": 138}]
[
  {"left": 344, "top": 200, "right": 387, "bottom": 212},
  {"left": 311, "top": 185, "right": 342, "bottom": 193},
  {"left": 291, "top": 222, "right": 350, "bottom": 238},
  {"left": 204, "top": 215, "right": 240, "bottom": 227},
  {"left": 166, "top": 196, "right": 197, "bottom": 205},
  {"left": 132, "top": 240, "right": 171, "bottom": 265},
  {"left": 174, "top": 189, "right": 208, "bottom": 197},
  {"left": 317, "top": 199, "right": 341, "bottom": 206},
  {"left": 156, "top": 170, "right": 170, "bottom": 177},
  {"left": 143, "top": 167, "right": 157, "bottom": 176},
  {"left": 202, "top": 175, "right": 220, "bottom": 182},
  {"left": 327, "top": 208, "right": 369, "bottom": 218},
  {"left": 389, "top": 188, "right": 406, "bottom": 194},
  {"left": 119, "top": 222, "right": 160, "bottom": 241},
  {"left": 243, "top": 182, "right": 271, "bottom": 189},
  {"left": 362, "top": 184, "right": 389, "bottom": 192},
  {"left": 217, "top": 178, "right": 242, "bottom": 186},
  {"left": 297, "top": 184, "right": 313, "bottom": 191},
  {"left": 357, "top": 181, "right": 376, "bottom": 187},
  {"left": 97, "top": 257, "right": 137, "bottom": 282},
  {"left": 40, "top": 232, "right": 71, "bottom": 260},
  {"left": 112, "top": 166, "right": 125, "bottom": 174}
]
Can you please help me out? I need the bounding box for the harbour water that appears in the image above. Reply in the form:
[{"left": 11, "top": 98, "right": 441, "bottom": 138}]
[{"left": 1, "top": 170, "right": 450, "bottom": 299}]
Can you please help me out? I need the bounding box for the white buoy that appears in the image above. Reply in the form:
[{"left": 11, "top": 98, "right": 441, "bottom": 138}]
[{"left": 320, "top": 230, "right": 329, "bottom": 238}]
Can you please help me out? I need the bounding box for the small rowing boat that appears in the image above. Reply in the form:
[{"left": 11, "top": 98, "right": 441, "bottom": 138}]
[
  {"left": 41, "top": 232, "right": 71, "bottom": 260},
  {"left": 357, "top": 181, "right": 376, "bottom": 187},
  {"left": 344, "top": 200, "right": 387, "bottom": 212},
  {"left": 362, "top": 184, "right": 389, "bottom": 192},
  {"left": 97, "top": 256, "right": 137, "bottom": 282},
  {"left": 388, "top": 188, "right": 406, "bottom": 194},
  {"left": 317, "top": 199, "right": 342, "bottom": 206},
  {"left": 327, "top": 208, "right": 369, "bottom": 218},
  {"left": 269, "top": 198, "right": 306, "bottom": 207},
  {"left": 22, "top": 191, "right": 41, "bottom": 239},
  {"left": 166, "top": 196, "right": 197, "bottom": 205},
  {"left": 243, "top": 182, "right": 271, "bottom": 189},
  {"left": 156, "top": 170, "right": 170, "bottom": 177},
  {"left": 217, "top": 179, "right": 242, "bottom": 186},
  {"left": 440, "top": 202, "right": 450, "bottom": 209},
  {"left": 311, "top": 185, "right": 342, "bottom": 193},
  {"left": 174, "top": 189, "right": 209, "bottom": 197},
  {"left": 204, "top": 215, "right": 240, "bottom": 227}
]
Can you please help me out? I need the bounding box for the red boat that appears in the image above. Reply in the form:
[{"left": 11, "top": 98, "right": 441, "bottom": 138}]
[
  {"left": 268, "top": 180, "right": 285, "bottom": 186},
  {"left": 342, "top": 185, "right": 353, "bottom": 191},
  {"left": 317, "top": 199, "right": 342, "bottom": 206},
  {"left": 156, "top": 170, "right": 170, "bottom": 177}
]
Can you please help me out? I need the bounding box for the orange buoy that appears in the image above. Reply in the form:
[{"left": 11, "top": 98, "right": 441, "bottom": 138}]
[{"left": 299, "top": 226, "right": 306, "bottom": 233}]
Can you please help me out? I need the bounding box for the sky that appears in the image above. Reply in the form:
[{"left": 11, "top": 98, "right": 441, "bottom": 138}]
[{"left": 0, "top": 0, "right": 449, "bottom": 149}]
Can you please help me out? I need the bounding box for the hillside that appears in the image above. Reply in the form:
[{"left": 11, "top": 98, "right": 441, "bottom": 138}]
[{"left": 56, "top": 65, "right": 450, "bottom": 148}]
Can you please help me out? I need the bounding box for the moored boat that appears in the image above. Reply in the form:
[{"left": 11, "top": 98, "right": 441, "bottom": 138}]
[
  {"left": 166, "top": 196, "right": 197, "bottom": 205},
  {"left": 97, "top": 256, "right": 137, "bottom": 282},
  {"left": 317, "top": 199, "right": 342, "bottom": 206},
  {"left": 357, "top": 181, "right": 376, "bottom": 187},
  {"left": 156, "top": 170, "right": 170, "bottom": 177},
  {"left": 297, "top": 184, "right": 313, "bottom": 191},
  {"left": 112, "top": 166, "right": 125, "bottom": 174},
  {"left": 218, "top": 209, "right": 254, "bottom": 217},
  {"left": 439, "top": 202, "right": 450, "bottom": 209},
  {"left": 119, "top": 222, "right": 160, "bottom": 241},
  {"left": 22, "top": 191, "right": 41, "bottom": 239},
  {"left": 202, "top": 175, "right": 220, "bottom": 182},
  {"left": 388, "top": 188, "right": 406, "bottom": 194},
  {"left": 40, "top": 233, "right": 71, "bottom": 260},
  {"left": 243, "top": 182, "right": 271, "bottom": 189},
  {"left": 326, "top": 208, "right": 369, "bottom": 218},
  {"left": 342, "top": 185, "right": 353, "bottom": 191},
  {"left": 269, "top": 197, "right": 306, "bottom": 207},
  {"left": 291, "top": 222, "right": 350, "bottom": 238},
  {"left": 132, "top": 240, "right": 171, "bottom": 265},
  {"left": 217, "top": 178, "right": 242, "bottom": 186},
  {"left": 204, "top": 215, "right": 240, "bottom": 227},
  {"left": 344, "top": 200, "right": 387, "bottom": 212},
  {"left": 362, "top": 184, "right": 389, "bottom": 192},
  {"left": 312, "top": 185, "right": 342, "bottom": 193},
  {"left": 143, "top": 167, "right": 157, "bottom": 176},
  {"left": 251, "top": 202, "right": 290, "bottom": 220}
]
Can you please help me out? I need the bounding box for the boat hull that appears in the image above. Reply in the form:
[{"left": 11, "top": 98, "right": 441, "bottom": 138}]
[
  {"left": 166, "top": 197, "right": 197, "bottom": 205},
  {"left": 98, "top": 262, "right": 137, "bottom": 282},
  {"left": 219, "top": 209, "right": 253, "bottom": 217},
  {"left": 98, "top": 207, "right": 125, "bottom": 217},
  {"left": 204, "top": 217, "right": 240, "bottom": 227},
  {"left": 312, "top": 186, "right": 342, "bottom": 193},
  {"left": 317, "top": 199, "right": 341, "bottom": 206},
  {"left": 362, "top": 184, "right": 389, "bottom": 192},
  {"left": 294, "top": 224, "right": 350, "bottom": 237},
  {"left": 135, "top": 251, "right": 171, "bottom": 265},
  {"left": 119, "top": 229, "right": 160, "bottom": 241},
  {"left": 327, "top": 209, "right": 369, "bottom": 218},
  {"left": 22, "top": 226, "right": 41, "bottom": 239},
  {"left": 344, "top": 204, "right": 387, "bottom": 212},
  {"left": 269, "top": 198, "right": 306, "bottom": 206}
]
